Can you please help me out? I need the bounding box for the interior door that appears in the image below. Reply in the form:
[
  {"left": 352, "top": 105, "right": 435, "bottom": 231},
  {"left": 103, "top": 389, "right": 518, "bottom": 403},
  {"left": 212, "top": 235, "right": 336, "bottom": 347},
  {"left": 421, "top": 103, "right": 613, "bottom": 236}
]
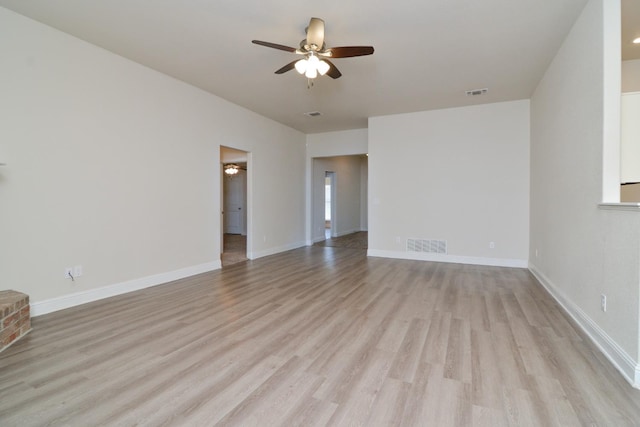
[{"left": 223, "top": 170, "right": 245, "bottom": 234}]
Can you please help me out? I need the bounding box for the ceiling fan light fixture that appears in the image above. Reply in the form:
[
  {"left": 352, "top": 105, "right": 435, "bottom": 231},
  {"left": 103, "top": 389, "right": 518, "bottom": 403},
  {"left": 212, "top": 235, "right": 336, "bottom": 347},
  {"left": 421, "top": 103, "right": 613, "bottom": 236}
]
[
  {"left": 317, "top": 60, "right": 330, "bottom": 76},
  {"left": 295, "top": 59, "right": 308, "bottom": 74},
  {"left": 308, "top": 54, "right": 319, "bottom": 66},
  {"left": 305, "top": 66, "right": 318, "bottom": 79},
  {"left": 224, "top": 164, "right": 239, "bottom": 175},
  {"left": 306, "top": 54, "right": 320, "bottom": 78},
  {"left": 296, "top": 54, "right": 328, "bottom": 78}
]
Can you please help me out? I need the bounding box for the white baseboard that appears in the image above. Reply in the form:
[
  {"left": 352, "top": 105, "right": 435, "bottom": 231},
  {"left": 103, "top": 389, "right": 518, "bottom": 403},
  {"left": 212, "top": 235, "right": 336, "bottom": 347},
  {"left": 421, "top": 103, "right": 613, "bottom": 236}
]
[
  {"left": 367, "top": 249, "right": 528, "bottom": 268},
  {"left": 529, "top": 263, "right": 640, "bottom": 389},
  {"left": 31, "top": 260, "right": 221, "bottom": 317},
  {"left": 334, "top": 228, "right": 361, "bottom": 238},
  {"left": 308, "top": 229, "right": 365, "bottom": 245},
  {"left": 310, "top": 236, "right": 326, "bottom": 245},
  {"left": 248, "top": 240, "right": 307, "bottom": 260}
]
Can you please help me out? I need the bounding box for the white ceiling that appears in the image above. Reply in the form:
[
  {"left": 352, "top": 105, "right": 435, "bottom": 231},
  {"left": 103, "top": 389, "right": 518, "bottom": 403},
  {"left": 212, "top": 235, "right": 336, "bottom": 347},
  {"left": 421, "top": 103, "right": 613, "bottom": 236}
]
[{"left": 1, "top": 0, "right": 637, "bottom": 134}]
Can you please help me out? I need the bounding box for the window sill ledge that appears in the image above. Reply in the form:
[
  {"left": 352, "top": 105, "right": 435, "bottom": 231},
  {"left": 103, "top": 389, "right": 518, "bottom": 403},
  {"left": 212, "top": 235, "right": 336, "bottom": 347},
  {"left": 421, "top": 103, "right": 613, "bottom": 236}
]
[{"left": 598, "top": 202, "right": 640, "bottom": 211}]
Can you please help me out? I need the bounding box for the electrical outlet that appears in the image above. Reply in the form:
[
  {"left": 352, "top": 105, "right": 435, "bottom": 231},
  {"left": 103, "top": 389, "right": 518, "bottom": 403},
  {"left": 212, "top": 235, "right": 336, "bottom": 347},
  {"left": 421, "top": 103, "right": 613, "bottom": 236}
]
[
  {"left": 64, "top": 267, "right": 73, "bottom": 279},
  {"left": 601, "top": 294, "right": 607, "bottom": 312},
  {"left": 489, "top": 241, "right": 495, "bottom": 249},
  {"left": 74, "top": 265, "right": 83, "bottom": 277}
]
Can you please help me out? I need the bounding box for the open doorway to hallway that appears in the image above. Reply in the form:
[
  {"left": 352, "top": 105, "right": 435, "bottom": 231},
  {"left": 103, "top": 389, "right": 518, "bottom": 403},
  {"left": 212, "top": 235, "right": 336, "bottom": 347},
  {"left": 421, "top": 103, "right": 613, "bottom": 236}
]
[
  {"left": 312, "top": 155, "right": 368, "bottom": 245},
  {"left": 221, "top": 146, "right": 249, "bottom": 266},
  {"left": 324, "top": 172, "right": 336, "bottom": 239}
]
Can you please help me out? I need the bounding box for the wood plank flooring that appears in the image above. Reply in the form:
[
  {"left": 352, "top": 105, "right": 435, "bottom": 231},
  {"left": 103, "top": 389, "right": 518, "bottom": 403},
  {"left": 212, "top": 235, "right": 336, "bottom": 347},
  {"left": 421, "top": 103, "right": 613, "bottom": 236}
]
[
  {"left": 314, "top": 231, "right": 368, "bottom": 250},
  {"left": 1, "top": 246, "right": 640, "bottom": 426},
  {"left": 221, "top": 234, "right": 248, "bottom": 266}
]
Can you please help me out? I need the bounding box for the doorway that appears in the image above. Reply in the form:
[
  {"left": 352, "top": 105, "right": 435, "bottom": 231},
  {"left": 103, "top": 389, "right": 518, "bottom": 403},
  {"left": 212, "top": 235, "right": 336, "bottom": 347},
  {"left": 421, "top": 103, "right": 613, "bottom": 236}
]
[
  {"left": 311, "top": 155, "right": 367, "bottom": 244},
  {"left": 325, "top": 172, "right": 336, "bottom": 239},
  {"left": 221, "top": 146, "right": 248, "bottom": 266}
]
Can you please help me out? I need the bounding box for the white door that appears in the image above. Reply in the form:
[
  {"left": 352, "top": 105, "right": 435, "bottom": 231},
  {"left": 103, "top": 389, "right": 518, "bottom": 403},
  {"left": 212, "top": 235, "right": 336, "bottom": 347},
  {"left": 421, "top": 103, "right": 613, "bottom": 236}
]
[{"left": 224, "top": 170, "right": 245, "bottom": 234}]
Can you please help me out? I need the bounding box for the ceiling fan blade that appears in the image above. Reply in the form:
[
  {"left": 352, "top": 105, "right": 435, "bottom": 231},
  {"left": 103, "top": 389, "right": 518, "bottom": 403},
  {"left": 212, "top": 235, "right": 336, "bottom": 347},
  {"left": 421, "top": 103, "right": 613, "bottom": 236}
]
[
  {"left": 322, "top": 46, "right": 374, "bottom": 58},
  {"left": 306, "top": 17, "right": 325, "bottom": 50},
  {"left": 252, "top": 40, "right": 297, "bottom": 53},
  {"left": 274, "top": 60, "right": 298, "bottom": 74},
  {"left": 323, "top": 60, "right": 342, "bottom": 79}
]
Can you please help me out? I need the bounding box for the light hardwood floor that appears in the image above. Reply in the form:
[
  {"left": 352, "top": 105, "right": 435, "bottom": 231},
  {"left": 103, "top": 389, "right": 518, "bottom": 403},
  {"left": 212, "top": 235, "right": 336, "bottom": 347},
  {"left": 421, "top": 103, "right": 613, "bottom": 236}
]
[
  {"left": 314, "top": 231, "right": 368, "bottom": 250},
  {"left": 222, "top": 234, "right": 248, "bottom": 266},
  {"left": 1, "top": 246, "right": 640, "bottom": 426}
]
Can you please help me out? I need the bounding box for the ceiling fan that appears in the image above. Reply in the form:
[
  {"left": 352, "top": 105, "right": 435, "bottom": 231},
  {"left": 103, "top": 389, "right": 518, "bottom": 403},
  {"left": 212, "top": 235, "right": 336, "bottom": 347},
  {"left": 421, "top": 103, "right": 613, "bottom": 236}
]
[{"left": 252, "top": 17, "right": 374, "bottom": 80}]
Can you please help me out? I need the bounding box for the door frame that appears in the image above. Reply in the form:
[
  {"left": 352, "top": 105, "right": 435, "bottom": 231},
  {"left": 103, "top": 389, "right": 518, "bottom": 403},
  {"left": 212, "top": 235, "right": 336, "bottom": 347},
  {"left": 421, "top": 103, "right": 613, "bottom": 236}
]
[
  {"left": 223, "top": 168, "right": 246, "bottom": 235},
  {"left": 220, "top": 146, "right": 252, "bottom": 260},
  {"left": 326, "top": 171, "right": 337, "bottom": 238}
]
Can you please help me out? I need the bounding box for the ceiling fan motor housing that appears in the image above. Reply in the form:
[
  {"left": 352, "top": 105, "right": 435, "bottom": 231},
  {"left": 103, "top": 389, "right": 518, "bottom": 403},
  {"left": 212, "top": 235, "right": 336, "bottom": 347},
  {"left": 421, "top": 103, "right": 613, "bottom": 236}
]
[{"left": 300, "top": 39, "right": 325, "bottom": 52}]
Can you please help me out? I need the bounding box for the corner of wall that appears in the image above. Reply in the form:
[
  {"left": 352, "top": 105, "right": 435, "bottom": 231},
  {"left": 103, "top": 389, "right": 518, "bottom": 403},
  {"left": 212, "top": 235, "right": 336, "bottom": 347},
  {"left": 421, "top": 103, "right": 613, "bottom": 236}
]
[{"left": 529, "top": 263, "right": 640, "bottom": 389}]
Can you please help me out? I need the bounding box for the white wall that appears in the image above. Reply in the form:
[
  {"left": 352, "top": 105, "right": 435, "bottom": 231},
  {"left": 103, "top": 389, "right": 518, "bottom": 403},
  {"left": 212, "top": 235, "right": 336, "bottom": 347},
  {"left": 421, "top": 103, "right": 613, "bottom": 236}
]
[
  {"left": 307, "top": 129, "right": 368, "bottom": 158},
  {"left": 311, "top": 156, "right": 365, "bottom": 242},
  {"left": 306, "top": 129, "right": 368, "bottom": 243},
  {"left": 529, "top": 0, "right": 640, "bottom": 387},
  {"left": 622, "top": 59, "right": 640, "bottom": 92},
  {"left": 0, "top": 8, "right": 306, "bottom": 314},
  {"left": 368, "top": 100, "right": 530, "bottom": 267}
]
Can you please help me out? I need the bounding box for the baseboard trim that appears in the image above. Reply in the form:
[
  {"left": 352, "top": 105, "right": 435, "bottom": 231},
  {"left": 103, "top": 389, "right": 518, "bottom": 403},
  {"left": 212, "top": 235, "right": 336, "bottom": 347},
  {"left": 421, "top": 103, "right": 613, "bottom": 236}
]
[
  {"left": 31, "top": 260, "right": 221, "bottom": 317},
  {"left": 248, "top": 241, "right": 307, "bottom": 260},
  {"left": 366, "top": 249, "right": 528, "bottom": 268},
  {"left": 310, "top": 236, "right": 326, "bottom": 245},
  {"left": 529, "top": 263, "right": 640, "bottom": 389},
  {"left": 309, "top": 229, "right": 365, "bottom": 245},
  {"left": 334, "top": 228, "right": 361, "bottom": 238}
]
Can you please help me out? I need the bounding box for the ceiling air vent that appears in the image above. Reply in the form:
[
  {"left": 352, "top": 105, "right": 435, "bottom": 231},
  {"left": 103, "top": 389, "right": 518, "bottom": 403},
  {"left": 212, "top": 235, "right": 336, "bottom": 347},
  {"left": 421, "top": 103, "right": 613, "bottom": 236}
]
[
  {"left": 465, "top": 88, "right": 488, "bottom": 96},
  {"left": 304, "top": 111, "right": 322, "bottom": 117}
]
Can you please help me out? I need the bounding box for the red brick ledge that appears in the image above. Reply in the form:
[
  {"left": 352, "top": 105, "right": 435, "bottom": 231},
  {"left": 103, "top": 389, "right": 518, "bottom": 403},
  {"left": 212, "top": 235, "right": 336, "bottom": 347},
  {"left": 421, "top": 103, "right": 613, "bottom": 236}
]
[{"left": 0, "top": 290, "right": 32, "bottom": 353}]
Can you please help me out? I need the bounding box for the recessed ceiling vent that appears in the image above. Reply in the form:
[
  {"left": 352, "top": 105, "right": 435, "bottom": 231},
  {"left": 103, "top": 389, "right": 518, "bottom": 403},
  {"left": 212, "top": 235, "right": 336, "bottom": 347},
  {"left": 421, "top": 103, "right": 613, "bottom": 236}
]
[
  {"left": 465, "top": 88, "right": 488, "bottom": 96},
  {"left": 304, "top": 111, "right": 322, "bottom": 117}
]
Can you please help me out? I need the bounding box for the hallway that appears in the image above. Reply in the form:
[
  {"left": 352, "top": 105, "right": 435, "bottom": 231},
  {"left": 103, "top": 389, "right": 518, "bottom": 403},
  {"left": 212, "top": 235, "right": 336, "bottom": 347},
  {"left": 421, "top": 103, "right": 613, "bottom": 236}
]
[{"left": 221, "top": 233, "right": 247, "bottom": 266}]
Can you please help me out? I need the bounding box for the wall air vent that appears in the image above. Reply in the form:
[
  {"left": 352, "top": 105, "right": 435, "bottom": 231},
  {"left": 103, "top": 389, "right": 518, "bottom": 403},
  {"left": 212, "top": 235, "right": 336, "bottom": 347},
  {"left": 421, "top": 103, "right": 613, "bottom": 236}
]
[
  {"left": 407, "top": 238, "right": 447, "bottom": 254},
  {"left": 465, "top": 88, "right": 488, "bottom": 96},
  {"left": 304, "top": 111, "right": 322, "bottom": 117}
]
